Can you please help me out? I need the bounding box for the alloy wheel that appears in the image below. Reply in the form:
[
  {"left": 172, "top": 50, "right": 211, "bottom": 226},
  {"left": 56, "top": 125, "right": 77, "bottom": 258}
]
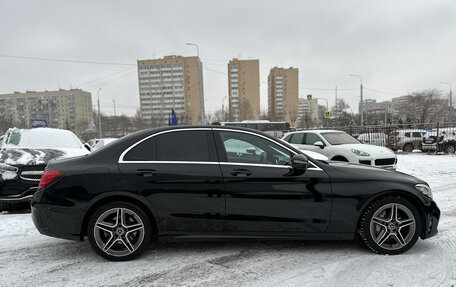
[
  {"left": 369, "top": 203, "right": 416, "bottom": 250},
  {"left": 93, "top": 207, "right": 145, "bottom": 257}
]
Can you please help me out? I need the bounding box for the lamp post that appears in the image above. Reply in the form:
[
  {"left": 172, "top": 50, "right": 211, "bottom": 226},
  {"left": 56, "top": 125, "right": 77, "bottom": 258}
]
[
  {"left": 186, "top": 43, "right": 205, "bottom": 125},
  {"left": 440, "top": 82, "right": 453, "bottom": 121},
  {"left": 97, "top": 88, "right": 102, "bottom": 138},
  {"left": 350, "top": 74, "right": 363, "bottom": 125}
]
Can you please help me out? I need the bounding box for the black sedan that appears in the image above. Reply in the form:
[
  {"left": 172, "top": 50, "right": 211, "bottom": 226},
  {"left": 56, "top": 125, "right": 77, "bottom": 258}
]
[{"left": 32, "top": 126, "right": 440, "bottom": 261}]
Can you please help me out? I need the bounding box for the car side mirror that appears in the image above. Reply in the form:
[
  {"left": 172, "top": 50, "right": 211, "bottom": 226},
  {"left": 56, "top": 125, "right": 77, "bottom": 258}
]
[
  {"left": 292, "top": 154, "right": 309, "bottom": 170},
  {"left": 84, "top": 143, "right": 92, "bottom": 152},
  {"left": 314, "top": 141, "right": 324, "bottom": 149}
]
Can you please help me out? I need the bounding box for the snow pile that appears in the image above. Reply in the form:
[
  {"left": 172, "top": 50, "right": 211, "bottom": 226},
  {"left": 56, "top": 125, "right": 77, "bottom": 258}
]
[
  {"left": 0, "top": 162, "right": 18, "bottom": 180},
  {"left": 3, "top": 127, "right": 84, "bottom": 150}
]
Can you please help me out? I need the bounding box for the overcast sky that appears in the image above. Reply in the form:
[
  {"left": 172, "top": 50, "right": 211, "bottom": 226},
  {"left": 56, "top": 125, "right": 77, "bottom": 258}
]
[{"left": 1, "top": 0, "right": 455, "bottom": 116}]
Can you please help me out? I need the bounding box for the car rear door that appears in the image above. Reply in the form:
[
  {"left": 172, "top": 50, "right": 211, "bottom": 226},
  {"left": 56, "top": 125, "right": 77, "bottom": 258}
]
[
  {"left": 214, "top": 129, "right": 331, "bottom": 234},
  {"left": 118, "top": 128, "right": 225, "bottom": 234}
]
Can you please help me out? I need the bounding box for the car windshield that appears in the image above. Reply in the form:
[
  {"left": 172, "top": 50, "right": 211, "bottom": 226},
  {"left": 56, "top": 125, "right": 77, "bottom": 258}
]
[
  {"left": 321, "top": 132, "right": 360, "bottom": 145},
  {"left": 5, "top": 128, "right": 82, "bottom": 149}
]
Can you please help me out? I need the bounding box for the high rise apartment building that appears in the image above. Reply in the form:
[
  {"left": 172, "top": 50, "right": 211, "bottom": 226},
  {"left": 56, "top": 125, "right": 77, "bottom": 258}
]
[
  {"left": 137, "top": 55, "right": 204, "bottom": 126},
  {"left": 268, "top": 67, "right": 299, "bottom": 125},
  {"left": 228, "top": 59, "right": 260, "bottom": 121},
  {"left": 0, "top": 89, "right": 92, "bottom": 131}
]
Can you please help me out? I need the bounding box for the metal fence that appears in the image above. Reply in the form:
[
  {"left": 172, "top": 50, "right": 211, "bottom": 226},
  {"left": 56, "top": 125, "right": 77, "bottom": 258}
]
[{"left": 307, "top": 122, "right": 456, "bottom": 153}]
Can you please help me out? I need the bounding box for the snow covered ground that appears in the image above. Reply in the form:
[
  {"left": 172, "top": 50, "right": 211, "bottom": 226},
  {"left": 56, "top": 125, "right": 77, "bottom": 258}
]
[{"left": 1, "top": 153, "right": 455, "bottom": 287}]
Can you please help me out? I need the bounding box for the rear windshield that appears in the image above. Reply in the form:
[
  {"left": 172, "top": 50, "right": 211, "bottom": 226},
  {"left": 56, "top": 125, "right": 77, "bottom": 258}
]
[{"left": 321, "top": 132, "right": 360, "bottom": 145}]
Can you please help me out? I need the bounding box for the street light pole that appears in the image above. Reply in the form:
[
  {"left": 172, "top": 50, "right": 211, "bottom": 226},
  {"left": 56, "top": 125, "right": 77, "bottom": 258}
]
[
  {"left": 97, "top": 88, "right": 102, "bottom": 138},
  {"left": 350, "top": 74, "right": 363, "bottom": 125},
  {"left": 186, "top": 43, "right": 205, "bottom": 125},
  {"left": 440, "top": 82, "right": 453, "bottom": 121}
]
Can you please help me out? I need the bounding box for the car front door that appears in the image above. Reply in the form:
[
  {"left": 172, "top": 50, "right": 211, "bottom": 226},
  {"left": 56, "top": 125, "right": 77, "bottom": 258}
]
[
  {"left": 118, "top": 129, "right": 225, "bottom": 234},
  {"left": 214, "top": 129, "right": 331, "bottom": 234}
]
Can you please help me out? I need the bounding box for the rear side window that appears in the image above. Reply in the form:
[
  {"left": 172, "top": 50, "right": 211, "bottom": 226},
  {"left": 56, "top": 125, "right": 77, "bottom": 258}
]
[
  {"left": 290, "top": 133, "right": 304, "bottom": 144},
  {"left": 124, "top": 130, "right": 211, "bottom": 162},
  {"left": 405, "top": 132, "right": 411, "bottom": 137},
  {"left": 155, "top": 131, "right": 210, "bottom": 161}
]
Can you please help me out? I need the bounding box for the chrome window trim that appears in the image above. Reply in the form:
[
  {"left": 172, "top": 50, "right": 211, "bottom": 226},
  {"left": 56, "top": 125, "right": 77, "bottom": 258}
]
[
  {"left": 118, "top": 128, "right": 212, "bottom": 163},
  {"left": 118, "top": 127, "right": 323, "bottom": 171},
  {"left": 214, "top": 128, "right": 322, "bottom": 171}
]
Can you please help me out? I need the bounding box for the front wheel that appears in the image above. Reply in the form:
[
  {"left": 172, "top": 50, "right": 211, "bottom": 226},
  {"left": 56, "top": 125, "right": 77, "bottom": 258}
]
[
  {"left": 88, "top": 202, "right": 152, "bottom": 261},
  {"left": 359, "top": 196, "right": 421, "bottom": 255}
]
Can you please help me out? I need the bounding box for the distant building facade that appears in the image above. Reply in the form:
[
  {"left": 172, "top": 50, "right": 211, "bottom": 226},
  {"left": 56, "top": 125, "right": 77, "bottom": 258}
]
[
  {"left": 298, "top": 97, "right": 319, "bottom": 128},
  {"left": 137, "top": 55, "right": 204, "bottom": 126},
  {"left": 0, "top": 89, "right": 93, "bottom": 132},
  {"left": 268, "top": 67, "right": 299, "bottom": 125},
  {"left": 360, "top": 99, "right": 392, "bottom": 114},
  {"left": 227, "top": 58, "right": 260, "bottom": 121}
]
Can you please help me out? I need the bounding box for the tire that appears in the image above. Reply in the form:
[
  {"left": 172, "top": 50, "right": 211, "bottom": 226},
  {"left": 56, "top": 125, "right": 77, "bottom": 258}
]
[
  {"left": 403, "top": 143, "right": 414, "bottom": 153},
  {"left": 88, "top": 201, "right": 152, "bottom": 261},
  {"left": 447, "top": 143, "right": 455, "bottom": 154},
  {"left": 0, "top": 202, "right": 8, "bottom": 212},
  {"left": 359, "top": 196, "right": 422, "bottom": 255}
]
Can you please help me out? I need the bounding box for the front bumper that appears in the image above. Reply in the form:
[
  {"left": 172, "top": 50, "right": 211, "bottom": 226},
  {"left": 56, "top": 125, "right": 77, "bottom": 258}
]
[
  {"left": 0, "top": 179, "right": 38, "bottom": 203},
  {"left": 421, "top": 200, "right": 440, "bottom": 239}
]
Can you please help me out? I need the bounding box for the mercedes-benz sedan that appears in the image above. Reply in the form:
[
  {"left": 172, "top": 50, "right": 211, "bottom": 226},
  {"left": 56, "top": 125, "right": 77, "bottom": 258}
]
[{"left": 32, "top": 126, "right": 439, "bottom": 261}]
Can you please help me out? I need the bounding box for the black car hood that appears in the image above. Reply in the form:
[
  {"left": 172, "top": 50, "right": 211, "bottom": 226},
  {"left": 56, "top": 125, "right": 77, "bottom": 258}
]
[
  {"left": 0, "top": 148, "right": 76, "bottom": 166},
  {"left": 324, "top": 161, "right": 424, "bottom": 185}
]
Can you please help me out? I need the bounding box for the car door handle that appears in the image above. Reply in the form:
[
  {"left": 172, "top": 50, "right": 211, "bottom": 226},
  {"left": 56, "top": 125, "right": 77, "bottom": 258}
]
[
  {"left": 135, "top": 169, "right": 157, "bottom": 177},
  {"left": 230, "top": 169, "right": 252, "bottom": 177}
]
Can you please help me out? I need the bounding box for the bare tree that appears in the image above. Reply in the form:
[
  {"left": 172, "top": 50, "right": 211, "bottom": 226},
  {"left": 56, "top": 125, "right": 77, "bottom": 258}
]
[{"left": 401, "top": 89, "right": 448, "bottom": 123}]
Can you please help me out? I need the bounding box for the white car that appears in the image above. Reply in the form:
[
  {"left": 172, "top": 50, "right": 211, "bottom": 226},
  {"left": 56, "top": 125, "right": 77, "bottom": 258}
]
[
  {"left": 282, "top": 130, "right": 397, "bottom": 169},
  {"left": 91, "top": 138, "right": 118, "bottom": 151}
]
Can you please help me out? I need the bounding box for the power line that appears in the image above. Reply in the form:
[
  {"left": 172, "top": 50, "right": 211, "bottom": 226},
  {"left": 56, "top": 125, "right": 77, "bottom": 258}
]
[
  {"left": 0, "top": 54, "right": 135, "bottom": 66},
  {"left": 364, "top": 87, "right": 407, "bottom": 96}
]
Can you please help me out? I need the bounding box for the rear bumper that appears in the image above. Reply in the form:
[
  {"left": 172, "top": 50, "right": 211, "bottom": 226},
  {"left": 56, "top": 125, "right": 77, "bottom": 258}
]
[
  {"left": 422, "top": 143, "right": 437, "bottom": 151},
  {"left": 421, "top": 200, "right": 440, "bottom": 239},
  {"left": 31, "top": 189, "right": 85, "bottom": 241}
]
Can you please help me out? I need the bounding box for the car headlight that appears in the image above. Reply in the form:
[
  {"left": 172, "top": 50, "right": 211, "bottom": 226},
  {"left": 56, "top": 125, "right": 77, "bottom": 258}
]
[
  {"left": 415, "top": 184, "right": 433, "bottom": 199},
  {"left": 351, "top": 149, "right": 370, "bottom": 157}
]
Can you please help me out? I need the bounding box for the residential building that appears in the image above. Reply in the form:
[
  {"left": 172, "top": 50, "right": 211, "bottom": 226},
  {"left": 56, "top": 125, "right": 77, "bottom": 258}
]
[
  {"left": 137, "top": 55, "right": 204, "bottom": 126},
  {"left": 360, "top": 99, "right": 392, "bottom": 114},
  {"left": 228, "top": 58, "right": 260, "bottom": 121},
  {"left": 298, "top": 97, "right": 319, "bottom": 128},
  {"left": 392, "top": 95, "right": 448, "bottom": 123},
  {"left": 0, "top": 89, "right": 93, "bottom": 133},
  {"left": 268, "top": 67, "right": 299, "bottom": 125}
]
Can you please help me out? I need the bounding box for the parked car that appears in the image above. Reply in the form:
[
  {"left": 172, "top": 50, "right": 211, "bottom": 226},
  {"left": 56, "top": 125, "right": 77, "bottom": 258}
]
[
  {"left": 91, "top": 138, "right": 118, "bottom": 151},
  {"left": 393, "top": 130, "right": 426, "bottom": 152},
  {"left": 357, "top": 132, "right": 388, "bottom": 146},
  {"left": 0, "top": 127, "right": 89, "bottom": 211},
  {"left": 422, "top": 128, "right": 456, "bottom": 154},
  {"left": 282, "top": 130, "right": 397, "bottom": 170},
  {"left": 32, "top": 126, "right": 439, "bottom": 261}
]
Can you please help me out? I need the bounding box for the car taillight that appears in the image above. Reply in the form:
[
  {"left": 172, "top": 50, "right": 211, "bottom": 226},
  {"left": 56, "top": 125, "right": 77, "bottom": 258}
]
[{"left": 39, "top": 171, "right": 64, "bottom": 188}]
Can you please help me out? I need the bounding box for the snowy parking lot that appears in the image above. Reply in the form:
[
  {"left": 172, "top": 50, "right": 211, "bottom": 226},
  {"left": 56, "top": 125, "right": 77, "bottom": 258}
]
[{"left": 1, "top": 153, "right": 456, "bottom": 287}]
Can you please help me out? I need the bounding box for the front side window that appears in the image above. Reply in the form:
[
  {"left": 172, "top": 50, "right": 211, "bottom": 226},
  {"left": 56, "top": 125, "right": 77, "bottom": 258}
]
[
  {"left": 219, "top": 131, "right": 292, "bottom": 166},
  {"left": 304, "top": 133, "right": 323, "bottom": 145},
  {"left": 123, "top": 130, "right": 211, "bottom": 162}
]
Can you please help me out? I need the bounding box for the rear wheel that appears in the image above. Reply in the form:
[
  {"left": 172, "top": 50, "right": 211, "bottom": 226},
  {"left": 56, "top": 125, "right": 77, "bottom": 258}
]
[
  {"left": 88, "top": 202, "right": 152, "bottom": 261},
  {"left": 359, "top": 196, "right": 421, "bottom": 255},
  {"left": 403, "top": 143, "right": 414, "bottom": 153},
  {"left": 447, "top": 143, "right": 455, "bottom": 154}
]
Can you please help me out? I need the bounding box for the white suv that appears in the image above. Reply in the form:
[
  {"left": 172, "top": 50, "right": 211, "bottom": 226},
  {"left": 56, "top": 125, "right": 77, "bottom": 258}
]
[{"left": 282, "top": 130, "right": 397, "bottom": 170}]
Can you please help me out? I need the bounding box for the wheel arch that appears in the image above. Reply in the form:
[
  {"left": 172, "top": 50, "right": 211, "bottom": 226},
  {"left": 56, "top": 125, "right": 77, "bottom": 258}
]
[
  {"left": 80, "top": 193, "right": 159, "bottom": 241},
  {"left": 356, "top": 190, "right": 427, "bottom": 238},
  {"left": 331, "top": 155, "right": 349, "bottom": 162}
]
